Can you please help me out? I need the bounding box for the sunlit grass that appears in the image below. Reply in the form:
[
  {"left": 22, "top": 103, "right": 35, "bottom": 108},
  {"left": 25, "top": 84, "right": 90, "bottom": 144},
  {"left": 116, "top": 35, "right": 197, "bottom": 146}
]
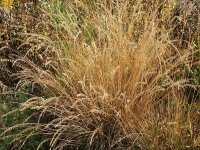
[
  {"left": 0, "top": 0, "right": 200, "bottom": 149},
  {"left": 0, "top": 0, "right": 13, "bottom": 9}
]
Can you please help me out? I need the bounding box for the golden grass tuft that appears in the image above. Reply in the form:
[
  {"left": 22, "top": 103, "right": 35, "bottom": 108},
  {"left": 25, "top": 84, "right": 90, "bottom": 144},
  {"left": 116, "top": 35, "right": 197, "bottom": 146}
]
[{"left": 1, "top": 0, "right": 200, "bottom": 149}]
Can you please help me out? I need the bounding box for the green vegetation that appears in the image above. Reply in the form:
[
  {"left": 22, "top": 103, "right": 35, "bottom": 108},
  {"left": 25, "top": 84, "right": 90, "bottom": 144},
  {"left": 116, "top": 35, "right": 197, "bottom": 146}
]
[
  {"left": 0, "top": 87, "right": 45, "bottom": 150},
  {"left": 0, "top": 0, "right": 200, "bottom": 149}
]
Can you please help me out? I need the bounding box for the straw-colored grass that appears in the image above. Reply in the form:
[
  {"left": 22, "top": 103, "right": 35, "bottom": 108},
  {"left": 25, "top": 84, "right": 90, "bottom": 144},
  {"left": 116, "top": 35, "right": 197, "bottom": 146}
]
[{"left": 1, "top": 0, "right": 200, "bottom": 149}]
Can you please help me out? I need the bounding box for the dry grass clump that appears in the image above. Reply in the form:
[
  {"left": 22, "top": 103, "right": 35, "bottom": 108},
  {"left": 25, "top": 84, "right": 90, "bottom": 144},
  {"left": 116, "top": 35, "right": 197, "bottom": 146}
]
[{"left": 1, "top": 0, "right": 200, "bottom": 149}]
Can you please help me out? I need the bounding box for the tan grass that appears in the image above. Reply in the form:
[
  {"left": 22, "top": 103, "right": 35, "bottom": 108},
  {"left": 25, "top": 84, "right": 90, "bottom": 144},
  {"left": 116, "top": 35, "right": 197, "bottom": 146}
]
[{"left": 2, "top": 0, "right": 200, "bottom": 149}]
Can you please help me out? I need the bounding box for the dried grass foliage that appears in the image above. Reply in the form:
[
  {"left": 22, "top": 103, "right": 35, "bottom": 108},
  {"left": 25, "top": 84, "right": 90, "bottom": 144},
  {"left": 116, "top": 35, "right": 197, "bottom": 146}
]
[{"left": 1, "top": 0, "right": 200, "bottom": 149}]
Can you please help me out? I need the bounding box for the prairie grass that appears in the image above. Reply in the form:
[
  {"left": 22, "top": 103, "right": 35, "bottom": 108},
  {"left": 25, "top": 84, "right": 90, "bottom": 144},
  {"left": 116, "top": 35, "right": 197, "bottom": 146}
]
[{"left": 1, "top": 0, "right": 200, "bottom": 149}]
